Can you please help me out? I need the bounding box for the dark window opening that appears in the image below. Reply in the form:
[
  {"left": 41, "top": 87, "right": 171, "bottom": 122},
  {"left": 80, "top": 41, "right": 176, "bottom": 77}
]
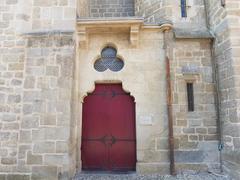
[
  {"left": 221, "top": 0, "right": 226, "bottom": 7},
  {"left": 187, "top": 82, "right": 194, "bottom": 112},
  {"left": 181, "top": 0, "right": 187, "bottom": 17},
  {"left": 94, "top": 46, "right": 124, "bottom": 72}
]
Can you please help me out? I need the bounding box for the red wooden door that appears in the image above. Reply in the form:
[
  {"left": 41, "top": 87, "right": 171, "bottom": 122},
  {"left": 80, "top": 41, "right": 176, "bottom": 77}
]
[{"left": 81, "top": 84, "right": 136, "bottom": 171}]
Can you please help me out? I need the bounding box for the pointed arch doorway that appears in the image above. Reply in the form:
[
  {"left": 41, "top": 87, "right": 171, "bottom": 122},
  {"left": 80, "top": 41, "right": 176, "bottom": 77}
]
[{"left": 81, "top": 84, "right": 136, "bottom": 171}]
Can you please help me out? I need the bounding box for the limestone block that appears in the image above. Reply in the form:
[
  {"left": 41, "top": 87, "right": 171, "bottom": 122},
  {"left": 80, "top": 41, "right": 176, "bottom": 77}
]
[
  {"left": 6, "top": 175, "right": 30, "bottom": 180},
  {"left": 156, "top": 138, "right": 169, "bottom": 150},
  {"left": 208, "top": 127, "right": 217, "bottom": 134},
  {"left": 11, "top": 79, "right": 22, "bottom": 86},
  {"left": 21, "top": 116, "right": 39, "bottom": 129},
  {"left": 64, "top": 7, "right": 76, "bottom": 19},
  {"left": 44, "top": 154, "right": 69, "bottom": 165},
  {"left": 27, "top": 152, "right": 42, "bottom": 165},
  {"left": 196, "top": 128, "right": 207, "bottom": 134},
  {"left": 59, "top": 0, "right": 68, "bottom": 6},
  {"left": 0, "top": 149, "right": 8, "bottom": 156},
  {"left": 32, "top": 166, "right": 57, "bottom": 180},
  {"left": 203, "top": 135, "right": 218, "bottom": 141},
  {"left": 56, "top": 141, "right": 68, "bottom": 153},
  {"left": 223, "top": 123, "right": 240, "bottom": 137},
  {"left": 52, "top": 7, "right": 63, "bottom": 20},
  {"left": 1, "top": 158, "right": 17, "bottom": 165},
  {"left": 8, "top": 63, "right": 24, "bottom": 71},
  {"left": 33, "top": 142, "right": 55, "bottom": 153},
  {"left": 23, "top": 91, "right": 42, "bottom": 102},
  {"left": 53, "top": 20, "right": 75, "bottom": 30},
  {"left": 24, "top": 76, "right": 35, "bottom": 89},
  {"left": 0, "top": 174, "right": 6, "bottom": 180},
  {"left": 0, "top": 132, "right": 10, "bottom": 141},
  {"left": 19, "top": 130, "right": 31, "bottom": 143},
  {"left": 3, "top": 123, "right": 19, "bottom": 130},
  {"left": 23, "top": 104, "right": 33, "bottom": 115},
  {"left": 175, "top": 151, "right": 204, "bottom": 163},
  {"left": 33, "top": 0, "right": 53, "bottom": 7},
  {"left": 7, "top": 95, "right": 21, "bottom": 103},
  {"left": 18, "top": 145, "right": 31, "bottom": 159},
  {"left": 40, "top": 114, "right": 56, "bottom": 125},
  {"left": 2, "top": 114, "right": 16, "bottom": 122},
  {"left": 46, "top": 66, "right": 59, "bottom": 76},
  {"left": 183, "top": 128, "right": 195, "bottom": 134}
]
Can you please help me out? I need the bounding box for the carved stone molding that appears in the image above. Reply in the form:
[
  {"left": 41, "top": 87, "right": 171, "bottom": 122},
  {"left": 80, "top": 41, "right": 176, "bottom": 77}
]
[
  {"left": 130, "top": 25, "right": 140, "bottom": 48},
  {"left": 77, "top": 26, "right": 88, "bottom": 48},
  {"left": 76, "top": 17, "right": 173, "bottom": 49}
]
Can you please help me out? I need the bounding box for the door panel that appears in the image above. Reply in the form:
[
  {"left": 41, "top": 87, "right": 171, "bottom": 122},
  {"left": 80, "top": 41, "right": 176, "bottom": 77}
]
[
  {"left": 81, "top": 84, "right": 136, "bottom": 171},
  {"left": 81, "top": 141, "right": 108, "bottom": 170},
  {"left": 109, "top": 141, "right": 136, "bottom": 171}
]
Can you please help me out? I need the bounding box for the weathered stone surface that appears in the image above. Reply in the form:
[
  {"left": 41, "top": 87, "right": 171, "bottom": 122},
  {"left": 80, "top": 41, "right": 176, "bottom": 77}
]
[
  {"left": 21, "top": 116, "right": 39, "bottom": 129},
  {"left": 89, "top": 0, "right": 134, "bottom": 17},
  {"left": 2, "top": 114, "right": 16, "bottom": 122},
  {"left": 6, "top": 175, "right": 30, "bottom": 180},
  {"left": 0, "top": 174, "right": 6, "bottom": 180},
  {"left": 1, "top": 158, "right": 17, "bottom": 165},
  {"left": 27, "top": 152, "right": 42, "bottom": 165},
  {"left": 7, "top": 95, "right": 21, "bottom": 103},
  {"left": 56, "top": 141, "right": 68, "bottom": 153},
  {"left": 32, "top": 166, "right": 58, "bottom": 180},
  {"left": 44, "top": 154, "right": 68, "bottom": 165},
  {"left": 175, "top": 151, "right": 204, "bottom": 163},
  {"left": 24, "top": 76, "right": 35, "bottom": 89},
  {"left": 33, "top": 142, "right": 55, "bottom": 153}
]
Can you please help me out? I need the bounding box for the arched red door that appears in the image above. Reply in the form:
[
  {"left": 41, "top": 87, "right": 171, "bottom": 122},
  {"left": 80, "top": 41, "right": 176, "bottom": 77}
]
[{"left": 81, "top": 84, "right": 136, "bottom": 171}]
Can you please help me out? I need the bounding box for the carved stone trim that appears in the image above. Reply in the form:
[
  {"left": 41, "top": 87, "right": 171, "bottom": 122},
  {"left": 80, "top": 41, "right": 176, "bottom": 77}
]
[
  {"left": 76, "top": 18, "right": 172, "bottom": 49},
  {"left": 130, "top": 25, "right": 140, "bottom": 48},
  {"left": 77, "top": 26, "right": 88, "bottom": 48}
]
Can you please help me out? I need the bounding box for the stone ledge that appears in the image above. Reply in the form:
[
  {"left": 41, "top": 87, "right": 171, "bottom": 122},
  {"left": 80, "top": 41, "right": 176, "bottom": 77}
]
[
  {"left": 174, "top": 28, "right": 214, "bottom": 39},
  {"left": 20, "top": 30, "right": 74, "bottom": 37},
  {"left": 76, "top": 17, "right": 172, "bottom": 48},
  {"left": 0, "top": 174, "right": 31, "bottom": 180}
]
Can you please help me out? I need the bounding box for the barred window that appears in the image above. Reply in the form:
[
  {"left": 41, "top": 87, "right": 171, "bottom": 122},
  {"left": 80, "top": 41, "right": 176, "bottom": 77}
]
[
  {"left": 94, "top": 47, "right": 124, "bottom": 72},
  {"left": 181, "top": 0, "right": 187, "bottom": 17},
  {"left": 187, "top": 82, "right": 194, "bottom": 112}
]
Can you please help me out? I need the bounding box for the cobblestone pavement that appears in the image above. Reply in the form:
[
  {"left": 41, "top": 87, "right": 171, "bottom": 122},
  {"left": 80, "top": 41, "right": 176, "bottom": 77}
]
[{"left": 73, "top": 171, "right": 231, "bottom": 180}]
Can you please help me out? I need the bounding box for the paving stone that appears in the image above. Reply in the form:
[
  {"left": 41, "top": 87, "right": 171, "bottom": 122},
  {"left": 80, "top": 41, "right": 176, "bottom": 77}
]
[{"left": 73, "top": 172, "right": 230, "bottom": 180}]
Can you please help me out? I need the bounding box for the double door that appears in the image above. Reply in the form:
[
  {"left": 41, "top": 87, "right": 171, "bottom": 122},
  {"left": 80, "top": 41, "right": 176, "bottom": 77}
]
[{"left": 81, "top": 84, "right": 136, "bottom": 171}]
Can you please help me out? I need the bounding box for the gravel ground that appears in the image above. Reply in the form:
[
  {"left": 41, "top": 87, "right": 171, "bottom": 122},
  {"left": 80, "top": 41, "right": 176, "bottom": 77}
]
[{"left": 73, "top": 171, "right": 231, "bottom": 180}]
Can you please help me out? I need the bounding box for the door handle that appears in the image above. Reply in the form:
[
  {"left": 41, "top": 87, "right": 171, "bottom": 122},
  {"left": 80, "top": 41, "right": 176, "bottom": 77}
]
[
  {"left": 93, "top": 135, "right": 116, "bottom": 146},
  {"left": 109, "top": 134, "right": 116, "bottom": 146}
]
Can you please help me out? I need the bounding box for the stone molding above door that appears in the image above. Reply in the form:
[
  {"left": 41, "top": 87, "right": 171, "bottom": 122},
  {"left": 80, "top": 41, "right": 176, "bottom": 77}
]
[{"left": 76, "top": 17, "right": 172, "bottom": 49}]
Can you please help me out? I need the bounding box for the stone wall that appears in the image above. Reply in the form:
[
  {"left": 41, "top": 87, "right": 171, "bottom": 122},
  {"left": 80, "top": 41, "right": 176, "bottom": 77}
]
[
  {"left": 169, "top": 37, "right": 219, "bottom": 171},
  {"left": 0, "top": 0, "right": 28, "bottom": 179},
  {"left": 135, "top": 0, "right": 168, "bottom": 23},
  {"left": 135, "top": 0, "right": 207, "bottom": 30},
  {"left": 23, "top": 33, "right": 74, "bottom": 180},
  {"left": 1, "top": 0, "right": 240, "bottom": 179},
  {"left": 0, "top": 32, "right": 75, "bottom": 180},
  {"left": 0, "top": 0, "right": 76, "bottom": 179},
  {"left": 89, "top": 0, "right": 134, "bottom": 18},
  {"left": 206, "top": 0, "right": 240, "bottom": 178}
]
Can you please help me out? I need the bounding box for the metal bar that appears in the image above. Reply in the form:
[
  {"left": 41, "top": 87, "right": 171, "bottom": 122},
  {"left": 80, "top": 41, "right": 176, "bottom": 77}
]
[
  {"left": 166, "top": 57, "right": 176, "bottom": 175},
  {"left": 82, "top": 139, "right": 135, "bottom": 141},
  {"left": 202, "top": 0, "right": 224, "bottom": 172},
  {"left": 90, "top": 92, "right": 128, "bottom": 96},
  {"left": 210, "top": 39, "right": 224, "bottom": 172}
]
